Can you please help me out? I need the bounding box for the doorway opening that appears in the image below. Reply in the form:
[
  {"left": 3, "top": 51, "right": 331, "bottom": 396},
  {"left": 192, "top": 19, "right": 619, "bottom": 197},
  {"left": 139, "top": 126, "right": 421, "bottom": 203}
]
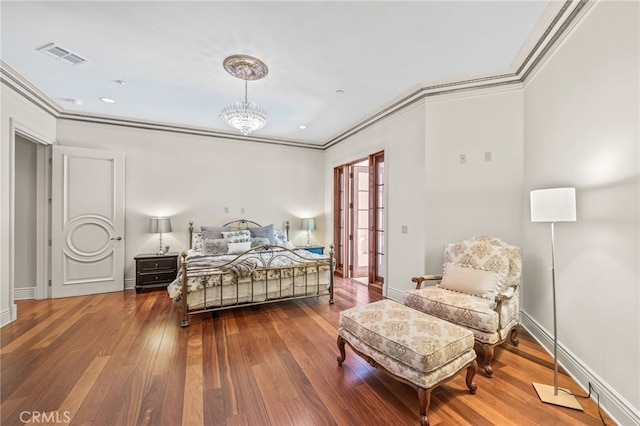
[
  {"left": 9, "top": 120, "right": 54, "bottom": 311},
  {"left": 333, "top": 151, "right": 385, "bottom": 287}
]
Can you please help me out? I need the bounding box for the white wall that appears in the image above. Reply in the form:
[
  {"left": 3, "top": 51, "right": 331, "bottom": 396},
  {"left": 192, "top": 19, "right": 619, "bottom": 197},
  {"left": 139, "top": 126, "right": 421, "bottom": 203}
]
[
  {"left": 1, "top": 83, "right": 57, "bottom": 326},
  {"left": 522, "top": 0, "right": 639, "bottom": 422},
  {"left": 14, "top": 136, "right": 37, "bottom": 290},
  {"left": 423, "top": 88, "right": 524, "bottom": 272},
  {"left": 56, "top": 120, "right": 325, "bottom": 284}
]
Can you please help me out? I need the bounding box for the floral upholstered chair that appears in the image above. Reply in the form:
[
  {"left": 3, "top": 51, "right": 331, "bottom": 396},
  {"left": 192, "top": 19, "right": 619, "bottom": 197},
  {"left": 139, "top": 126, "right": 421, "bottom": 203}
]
[{"left": 404, "top": 236, "right": 523, "bottom": 377}]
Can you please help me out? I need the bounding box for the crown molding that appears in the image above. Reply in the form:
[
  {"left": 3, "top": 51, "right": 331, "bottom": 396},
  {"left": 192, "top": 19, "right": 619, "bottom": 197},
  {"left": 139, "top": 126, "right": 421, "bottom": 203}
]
[
  {"left": 323, "top": 0, "right": 592, "bottom": 149},
  {"left": 57, "top": 111, "right": 324, "bottom": 151},
  {"left": 2, "top": 0, "right": 594, "bottom": 152},
  {"left": 0, "top": 60, "right": 61, "bottom": 118}
]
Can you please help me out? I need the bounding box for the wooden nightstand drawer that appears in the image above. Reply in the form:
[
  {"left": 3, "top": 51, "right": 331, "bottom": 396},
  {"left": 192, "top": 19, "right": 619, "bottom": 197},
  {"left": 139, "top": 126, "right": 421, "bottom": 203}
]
[
  {"left": 134, "top": 253, "right": 178, "bottom": 293},
  {"left": 137, "top": 257, "right": 177, "bottom": 272},
  {"left": 137, "top": 271, "right": 176, "bottom": 285}
]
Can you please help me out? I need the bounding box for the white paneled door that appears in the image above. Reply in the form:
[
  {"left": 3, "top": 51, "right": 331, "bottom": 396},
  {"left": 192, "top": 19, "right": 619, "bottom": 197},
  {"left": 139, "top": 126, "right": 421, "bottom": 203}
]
[{"left": 51, "top": 146, "right": 125, "bottom": 298}]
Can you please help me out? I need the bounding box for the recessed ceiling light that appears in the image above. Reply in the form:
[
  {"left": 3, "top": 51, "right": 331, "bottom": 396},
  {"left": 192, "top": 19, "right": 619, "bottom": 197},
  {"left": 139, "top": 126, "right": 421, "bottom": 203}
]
[
  {"left": 115, "top": 80, "right": 127, "bottom": 85},
  {"left": 298, "top": 125, "right": 307, "bottom": 130},
  {"left": 336, "top": 89, "right": 344, "bottom": 94},
  {"left": 100, "top": 97, "right": 116, "bottom": 103}
]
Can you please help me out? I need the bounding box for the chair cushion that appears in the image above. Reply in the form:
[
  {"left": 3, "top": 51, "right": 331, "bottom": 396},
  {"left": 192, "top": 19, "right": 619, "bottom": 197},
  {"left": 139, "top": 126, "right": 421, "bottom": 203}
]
[
  {"left": 404, "top": 287, "right": 500, "bottom": 334},
  {"left": 338, "top": 299, "right": 474, "bottom": 374}
]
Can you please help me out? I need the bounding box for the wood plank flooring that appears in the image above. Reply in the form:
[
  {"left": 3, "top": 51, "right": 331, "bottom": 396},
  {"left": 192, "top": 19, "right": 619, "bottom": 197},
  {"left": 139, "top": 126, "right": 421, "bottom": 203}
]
[{"left": 2, "top": 277, "right": 612, "bottom": 425}]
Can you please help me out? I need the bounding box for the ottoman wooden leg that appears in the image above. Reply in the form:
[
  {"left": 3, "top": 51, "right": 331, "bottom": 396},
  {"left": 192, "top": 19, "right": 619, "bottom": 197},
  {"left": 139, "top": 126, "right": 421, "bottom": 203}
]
[
  {"left": 337, "top": 335, "right": 347, "bottom": 366},
  {"left": 417, "top": 388, "right": 432, "bottom": 426}
]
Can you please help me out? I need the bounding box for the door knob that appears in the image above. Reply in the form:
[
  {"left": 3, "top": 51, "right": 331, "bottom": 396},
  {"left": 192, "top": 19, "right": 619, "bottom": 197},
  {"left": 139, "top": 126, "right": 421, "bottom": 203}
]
[{"left": 111, "top": 236, "right": 122, "bottom": 241}]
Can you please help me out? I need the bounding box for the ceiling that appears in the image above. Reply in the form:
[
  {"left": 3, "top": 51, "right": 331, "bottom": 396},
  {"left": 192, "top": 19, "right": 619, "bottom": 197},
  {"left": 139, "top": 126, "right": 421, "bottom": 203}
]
[{"left": 1, "top": 1, "right": 553, "bottom": 147}]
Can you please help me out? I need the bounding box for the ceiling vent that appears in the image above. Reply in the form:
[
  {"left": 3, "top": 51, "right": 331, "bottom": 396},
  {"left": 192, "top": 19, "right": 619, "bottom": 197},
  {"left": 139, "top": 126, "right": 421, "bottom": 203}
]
[{"left": 37, "top": 43, "right": 87, "bottom": 65}]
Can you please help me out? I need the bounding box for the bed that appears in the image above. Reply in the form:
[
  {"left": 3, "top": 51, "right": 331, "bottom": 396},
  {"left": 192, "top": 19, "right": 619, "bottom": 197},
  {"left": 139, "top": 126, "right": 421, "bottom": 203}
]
[{"left": 167, "top": 219, "right": 334, "bottom": 327}]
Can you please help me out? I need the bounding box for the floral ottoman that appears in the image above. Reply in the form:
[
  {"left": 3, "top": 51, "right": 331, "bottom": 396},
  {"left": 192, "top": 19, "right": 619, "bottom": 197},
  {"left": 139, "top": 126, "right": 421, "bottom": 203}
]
[{"left": 337, "top": 299, "right": 478, "bottom": 426}]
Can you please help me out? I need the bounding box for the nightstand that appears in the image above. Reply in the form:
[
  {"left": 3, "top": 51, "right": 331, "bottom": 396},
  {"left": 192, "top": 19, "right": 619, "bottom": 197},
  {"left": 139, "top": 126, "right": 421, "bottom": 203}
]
[
  {"left": 297, "top": 245, "right": 324, "bottom": 255},
  {"left": 134, "top": 252, "right": 178, "bottom": 293}
]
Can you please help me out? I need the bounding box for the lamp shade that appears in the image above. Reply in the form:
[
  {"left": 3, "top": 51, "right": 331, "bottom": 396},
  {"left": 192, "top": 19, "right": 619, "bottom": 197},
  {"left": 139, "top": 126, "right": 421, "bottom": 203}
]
[
  {"left": 530, "top": 188, "right": 576, "bottom": 223},
  {"left": 149, "top": 217, "right": 172, "bottom": 233},
  {"left": 301, "top": 218, "right": 316, "bottom": 231}
]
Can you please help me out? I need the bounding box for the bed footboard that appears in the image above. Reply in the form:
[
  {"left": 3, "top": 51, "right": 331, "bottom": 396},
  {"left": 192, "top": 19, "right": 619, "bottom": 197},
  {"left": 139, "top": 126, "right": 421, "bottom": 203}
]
[{"left": 177, "top": 244, "right": 335, "bottom": 327}]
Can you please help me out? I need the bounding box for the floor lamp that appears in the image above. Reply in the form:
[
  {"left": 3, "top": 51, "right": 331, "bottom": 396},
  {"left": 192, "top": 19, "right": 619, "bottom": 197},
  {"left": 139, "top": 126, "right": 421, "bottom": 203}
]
[{"left": 530, "top": 187, "right": 582, "bottom": 410}]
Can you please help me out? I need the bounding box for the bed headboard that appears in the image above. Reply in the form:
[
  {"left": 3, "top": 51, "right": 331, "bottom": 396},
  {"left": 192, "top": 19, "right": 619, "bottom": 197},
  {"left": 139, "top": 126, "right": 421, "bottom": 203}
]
[{"left": 188, "top": 220, "right": 290, "bottom": 249}]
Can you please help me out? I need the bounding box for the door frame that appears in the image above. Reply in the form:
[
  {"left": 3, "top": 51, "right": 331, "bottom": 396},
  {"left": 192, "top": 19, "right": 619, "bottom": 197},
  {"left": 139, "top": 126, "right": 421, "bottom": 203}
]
[
  {"left": 9, "top": 118, "right": 54, "bottom": 309},
  {"left": 369, "top": 151, "right": 385, "bottom": 285},
  {"left": 333, "top": 150, "right": 385, "bottom": 285}
]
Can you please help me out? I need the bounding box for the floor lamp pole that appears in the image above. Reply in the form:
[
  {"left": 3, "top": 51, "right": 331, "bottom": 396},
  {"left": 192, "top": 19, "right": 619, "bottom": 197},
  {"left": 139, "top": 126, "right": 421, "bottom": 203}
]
[
  {"left": 550, "top": 222, "right": 559, "bottom": 395},
  {"left": 532, "top": 221, "right": 582, "bottom": 410}
]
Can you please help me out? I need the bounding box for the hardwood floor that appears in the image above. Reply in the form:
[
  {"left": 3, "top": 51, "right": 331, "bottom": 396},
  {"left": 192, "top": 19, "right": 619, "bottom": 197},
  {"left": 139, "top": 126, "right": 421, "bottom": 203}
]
[{"left": 2, "top": 277, "right": 612, "bottom": 426}]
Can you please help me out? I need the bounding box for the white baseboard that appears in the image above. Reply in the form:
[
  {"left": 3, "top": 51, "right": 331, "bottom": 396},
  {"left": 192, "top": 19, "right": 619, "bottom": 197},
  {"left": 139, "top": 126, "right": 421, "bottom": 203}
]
[
  {"left": 520, "top": 311, "right": 639, "bottom": 426},
  {"left": 385, "top": 286, "right": 404, "bottom": 303},
  {"left": 1, "top": 304, "right": 17, "bottom": 328},
  {"left": 14, "top": 286, "right": 36, "bottom": 300},
  {"left": 124, "top": 278, "right": 135, "bottom": 290}
]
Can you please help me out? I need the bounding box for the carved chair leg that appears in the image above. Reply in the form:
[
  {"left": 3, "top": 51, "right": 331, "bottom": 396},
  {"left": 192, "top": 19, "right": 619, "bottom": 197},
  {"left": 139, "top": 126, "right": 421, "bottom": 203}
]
[
  {"left": 417, "top": 387, "right": 432, "bottom": 426},
  {"left": 466, "top": 361, "right": 478, "bottom": 393},
  {"left": 509, "top": 325, "right": 520, "bottom": 347},
  {"left": 337, "top": 335, "right": 346, "bottom": 366},
  {"left": 482, "top": 343, "right": 495, "bottom": 377}
]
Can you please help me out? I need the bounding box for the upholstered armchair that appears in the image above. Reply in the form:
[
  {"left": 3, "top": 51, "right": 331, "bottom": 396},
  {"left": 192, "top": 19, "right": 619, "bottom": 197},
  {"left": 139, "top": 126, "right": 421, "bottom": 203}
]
[{"left": 404, "top": 236, "right": 523, "bottom": 377}]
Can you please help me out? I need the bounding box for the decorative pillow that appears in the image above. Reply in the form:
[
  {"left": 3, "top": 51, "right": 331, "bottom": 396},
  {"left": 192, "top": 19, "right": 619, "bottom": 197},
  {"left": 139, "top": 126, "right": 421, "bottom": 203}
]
[
  {"left": 192, "top": 232, "right": 204, "bottom": 252},
  {"left": 251, "top": 237, "right": 270, "bottom": 248},
  {"left": 249, "top": 224, "right": 275, "bottom": 244},
  {"left": 444, "top": 236, "right": 522, "bottom": 294},
  {"left": 439, "top": 263, "right": 505, "bottom": 299},
  {"left": 222, "top": 230, "right": 252, "bottom": 243},
  {"left": 228, "top": 241, "right": 251, "bottom": 254},
  {"left": 200, "top": 226, "right": 232, "bottom": 240},
  {"left": 203, "top": 238, "right": 228, "bottom": 255},
  {"left": 274, "top": 229, "right": 288, "bottom": 246}
]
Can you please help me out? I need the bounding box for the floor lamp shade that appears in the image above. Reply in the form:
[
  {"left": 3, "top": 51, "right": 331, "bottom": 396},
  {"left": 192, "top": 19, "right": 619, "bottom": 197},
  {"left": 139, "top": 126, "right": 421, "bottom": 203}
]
[
  {"left": 530, "top": 188, "right": 576, "bottom": 223},
  {"left": 529, "top": 187, "right": 581, "bottom": 410}
]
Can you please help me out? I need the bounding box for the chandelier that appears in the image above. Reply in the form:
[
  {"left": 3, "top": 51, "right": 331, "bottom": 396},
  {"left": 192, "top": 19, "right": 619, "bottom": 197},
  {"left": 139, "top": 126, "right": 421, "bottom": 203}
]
[{"left": 220, "top": 54, "right": 269, "bottom": 136}]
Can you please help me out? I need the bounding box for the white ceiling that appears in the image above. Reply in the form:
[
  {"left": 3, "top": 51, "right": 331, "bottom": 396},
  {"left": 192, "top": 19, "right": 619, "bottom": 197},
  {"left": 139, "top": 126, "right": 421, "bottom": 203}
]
[{"left": 1, "top": 1, "right": 552, "bottom": 146}]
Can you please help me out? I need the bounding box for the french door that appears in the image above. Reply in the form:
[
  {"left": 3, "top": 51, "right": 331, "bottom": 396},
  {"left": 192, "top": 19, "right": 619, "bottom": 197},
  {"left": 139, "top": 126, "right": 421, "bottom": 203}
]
[{"left": 333, "top": 151, "right": 384, "bottom": 284}]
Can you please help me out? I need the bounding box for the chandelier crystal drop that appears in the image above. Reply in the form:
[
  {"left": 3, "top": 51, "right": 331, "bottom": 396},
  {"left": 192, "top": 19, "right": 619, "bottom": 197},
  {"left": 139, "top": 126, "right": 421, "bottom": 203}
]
[
  {"left": 220, "top": 54, "right": 269, "bottom": 136},
  {"left": 220, "top": 80, "right": 269, "bottom": 136}
]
